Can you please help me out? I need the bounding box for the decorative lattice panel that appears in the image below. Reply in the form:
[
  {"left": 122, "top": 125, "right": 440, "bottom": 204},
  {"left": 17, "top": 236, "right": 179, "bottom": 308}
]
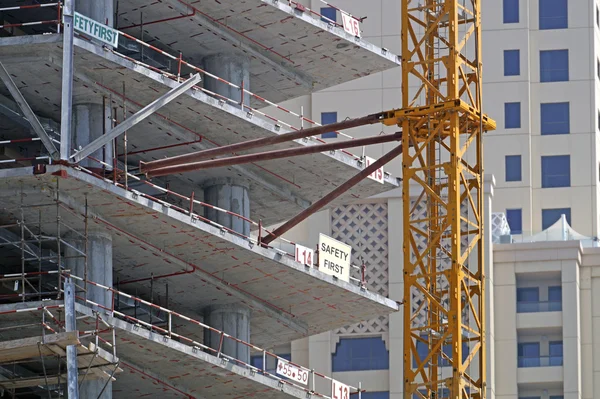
[{"left": 331, "top": 203, "right": 389, "bottom": 335}]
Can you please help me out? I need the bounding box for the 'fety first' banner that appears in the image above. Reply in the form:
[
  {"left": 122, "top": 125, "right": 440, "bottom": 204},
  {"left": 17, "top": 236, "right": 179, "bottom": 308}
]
[
  {"left": 74, "top": 12, "right": 119, "bottom": 48},
  {"left": 318, "top": 234, "right": 351, "bottom": 283}
]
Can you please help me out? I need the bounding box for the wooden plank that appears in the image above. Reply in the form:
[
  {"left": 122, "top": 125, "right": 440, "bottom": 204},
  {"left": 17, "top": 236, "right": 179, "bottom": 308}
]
[{"left": 0, "top": 332, "right": 79, "bottom": 363}]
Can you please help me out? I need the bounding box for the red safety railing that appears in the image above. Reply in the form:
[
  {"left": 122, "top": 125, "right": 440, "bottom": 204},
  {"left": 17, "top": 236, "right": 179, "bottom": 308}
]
[
  {"left": 76, "top": 158, "right": 368, "bottom": 287},
  {"left": 0, "top": 3, "right": 61, "bottom": 32},
  {"left": 64, "top": 272, "right": 362, "bottom": 399}
]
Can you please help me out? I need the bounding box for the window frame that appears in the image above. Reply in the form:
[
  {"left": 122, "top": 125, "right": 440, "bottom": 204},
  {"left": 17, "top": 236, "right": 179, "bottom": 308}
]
[
  {"left": 504, "top": 49, "right": 520, "bottom": 76},
  {"left": 540, "top": 102, "right": 570, "bottom": 135},
  {"left": 541, "top": 155, "right": 570, "bottom": 188},
  {"left": 320, "top": 7, "right": 336, "bottom": 23},
  {"left": 506, "top": 208, "right": 523, "bottom": 234},
  {"left": 540, "top": 49, "right": 569, "bottom": 82},
  {"left": 542, "top": 208, "right": 571, "bottom": 230},
  {"left": 505, "top": 102, "right": 521, "bottom": 129},
  {"left": 321, "top": 111, "right": 338, "bottom": 138},
  {"left": 332, "top": 336, "right": 389, "bottom": 372},
  {"left": 503, "top": 0, "right": 519, "bottom": 23},
  {"left": 505, "top": 155, "right": 522, "bottom": 182},
  {"left": 539, "top": 0, "right": 568, "bottom": 30}
]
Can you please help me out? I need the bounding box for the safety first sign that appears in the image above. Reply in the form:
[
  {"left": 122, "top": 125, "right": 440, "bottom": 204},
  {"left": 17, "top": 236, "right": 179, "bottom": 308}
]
[
  {"left": 74, "top": 12, "right": 119, "bottom": 48},
  {"left": 318, "top": 234, "right": 351, "bottom": 283}
]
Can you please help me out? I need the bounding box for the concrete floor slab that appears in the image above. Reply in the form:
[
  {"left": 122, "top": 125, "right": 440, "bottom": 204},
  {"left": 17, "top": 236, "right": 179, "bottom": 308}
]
[
  {"left": 116, "top": 0, "right": 400, "bottom": 103},
  {"left": 0, "top": 35, "right": 400, "bottom": 226},
  {"left": 0, "top": 165, "right": 399, "bottom": 348}
]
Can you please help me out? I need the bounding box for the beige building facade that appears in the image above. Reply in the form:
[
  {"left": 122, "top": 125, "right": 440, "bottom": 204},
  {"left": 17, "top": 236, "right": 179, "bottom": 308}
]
[{"left": 261, "top": 1, "right": 600, "bottom": 398}]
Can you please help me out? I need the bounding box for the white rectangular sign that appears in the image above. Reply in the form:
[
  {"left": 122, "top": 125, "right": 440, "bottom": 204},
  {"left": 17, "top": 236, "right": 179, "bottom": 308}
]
[
  {"left": 318, "top": 234, "right": 351, "bottom": 282},
  {"left": 295, "top": 244, "right": 314, "bottom": 266},
  {"left": 341, "top": 12, "right": 361, "bottom": 37},
  {"left": 331, "top": 379, "right": 350, "bottom": 399},
  {"left": 74, "top": 12, "right": 120, "bottom": 48},
  {"left": 276, "top": 358, "right": 309, "bottom": 386},
  {"left": 365, "top": 155, "right": 384, "bottom": 184}
]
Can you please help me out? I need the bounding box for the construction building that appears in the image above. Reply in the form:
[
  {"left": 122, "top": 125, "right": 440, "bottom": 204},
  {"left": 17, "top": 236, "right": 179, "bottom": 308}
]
[
  {"left": 278, "top": 1, "right": 600, "bottom": 399},
  {"left": 0, "top": 0, "right": 403, "bottom": 397}
]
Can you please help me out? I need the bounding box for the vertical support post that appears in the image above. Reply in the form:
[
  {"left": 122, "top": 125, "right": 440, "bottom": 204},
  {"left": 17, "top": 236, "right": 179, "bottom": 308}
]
[
  {"left": 122, "top": 82, "right": 128, "bottom": 189},
  {"left": 64, "top": 278, "right": 79, "bottom": 399},
  {"left": 240, "top": 80, "right": 245, "bottom": 109},
  {"left": 262, "top": 350, "right": 266, "bottom": 373},
  {"left": 189, "top": 191, "right": 195, "bottom": 215},
  {"left": 177, "top": 52, "right": 182, "bottom": 83},
  {"left": 60, "top": 0, "right": 74, "bottom": 160},
  {"left": 84, "top": 196, "right": 88, "bottom": 300}
]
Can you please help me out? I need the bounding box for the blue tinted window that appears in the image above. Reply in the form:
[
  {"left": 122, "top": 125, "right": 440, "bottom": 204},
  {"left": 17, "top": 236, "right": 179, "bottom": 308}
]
[
  {"left": 548, "top": 286, "right": 562, "bottom": 302},
  {"left": 549, "top": 341, "right": 563, "bottom": 365},
  {"left": 518, "top": 342, "right": 540, "bottom": 367},
  {"left": 542, "top": 208, "right": 571, "bottom": 230},
  {"left": 321, "top": 111, "right": 338, "bottom": 138},
  {"left": 504, "top": 50, "right": 520, "bottom": 76},
  {"left": 550, "top": 396, "right": 564, "bottom": 399},
  {"left": 506, "top": 209, "right": 522, "bottom": 234},
  {"left": 362, "top": 393, "right": 389, "bottom": 399},
  {"left": 517, "top": 287, "right": 539, "bottom": 302},
  {"left": 332, "top": 337, "right": 389, "bottom": 371},
  {"left": 505, "top": 155, "right": 522, "bottom": 182},
  {"left": 414, "top": 336, "right": 467, "bottom": 367},
  {"left": 505, "top": 102, "right": 521, "bottom": 129},
  {"left": 540, "top": 50, "right": 569, "bottom": 82},
  {"left": 539, "top": 0, "right": 568, "bottom": 30},
  {"left": 541, "top": 155, "right": 570, "bottom": 188},
  {"left": 321, "top": 7, "right": 336, "bottom": 23},
  {"left": 503, "top": 0, "right": 519, "bottom": 23},
  {"left": 541, "top": 102, "right": 569, "bottom": 135}
]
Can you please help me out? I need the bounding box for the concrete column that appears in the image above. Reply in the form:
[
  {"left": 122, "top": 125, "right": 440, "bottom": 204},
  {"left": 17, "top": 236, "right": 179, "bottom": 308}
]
[
  {"left": 76, "top": 1, "right": 114, "bottom": 27},
  {"left": 72, "top": 103, "right": 113, "bottom": 170},
  {"left": 562, "top": 258, "right": 582, "bottom": 399},
  {"left": 202, "top": 54, "right": 250, "bottom": 107},
  {"left": 203, "top": 178, "right": 250, "bottom": 236},
  {"left": 65, "top": 231, "right": 113, "bottom": 399},
  {"left": 484, "top": 175, "right": 496, "bottom": 399},
  {"left": 204, "top": 305, "right": 251, "bottom": 363}
]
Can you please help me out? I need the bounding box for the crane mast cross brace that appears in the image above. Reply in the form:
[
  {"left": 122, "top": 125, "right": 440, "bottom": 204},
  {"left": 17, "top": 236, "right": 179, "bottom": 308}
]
[{"left": 385, "top": 0, "right": 496, "bottom": 398}]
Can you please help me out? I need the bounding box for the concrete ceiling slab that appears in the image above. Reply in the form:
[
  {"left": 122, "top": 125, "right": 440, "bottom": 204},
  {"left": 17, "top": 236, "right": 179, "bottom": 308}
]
[
  {"left": 0, "top": 165, "right": 399, "bottom": 349},
  {"left": 116, "top": 0, "right": 400, "bottom": 103},
  {"left": 0, "top": 36, "right": 400, "bottom": 226}
]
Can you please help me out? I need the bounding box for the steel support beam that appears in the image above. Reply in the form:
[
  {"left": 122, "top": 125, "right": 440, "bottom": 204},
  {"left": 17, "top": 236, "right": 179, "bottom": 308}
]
[
  {"left": 64, "top": 278, "right": 80, "bottom": 399},
  {"left": 144, "top": 132, "right": 402, "bottom": 177},
  {"left": 60, "top": 0, "right": 75, "bottom": 160},
  {"left": 261, "top": 143, "right": 403, "bottom": 245},
  {"left": 0, "top": 63, "right": 59, "bottom": 159},
  {"left": 70, "top": 71, "right": 311, "bottom": 209},
  {"left": 71, "top": 74, "right": 201, "bottom": 163},
  {"left": 142, "top": 113, "right": 384, "bottom": 170}
]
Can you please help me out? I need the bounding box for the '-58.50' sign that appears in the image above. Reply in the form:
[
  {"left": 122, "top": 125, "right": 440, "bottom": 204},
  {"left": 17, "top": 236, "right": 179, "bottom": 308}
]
[
  {"left": 276, "top": 358, "right": 309, "bottom": 386},
  {"left": 332, "top": 379, "right": 350, "bottom": 399}
]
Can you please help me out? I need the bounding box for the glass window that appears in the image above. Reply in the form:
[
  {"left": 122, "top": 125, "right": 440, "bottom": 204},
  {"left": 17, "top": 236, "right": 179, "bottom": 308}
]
[
  {"left": 540, "top": 50, "right": 569, "bottom": 82},
  {"left": 505, "top": 102, "right": 521, "bottom": 128},
  {"left": 332, "top": 336, "right": 389, "bottom": 371},
  {"left": 549, "top": 341, "right": 563, "bottom": 366},
  {"left": 505, "top": 155, "right": 522, "bottom": 182},
  {"left": 548, "top": 286, "right": 562, "bottom": 311},
  {"left": 503, "top": 0, "right": 519, "bottom": 23},
  {"left": 520, "top": 397, "right": 541, "bottom": 399},
  {"left": 362, "top": 393, "right": 390, "bottom": 399},
  {"left": 518, "top": 342, "right": 540, "bottom": 367},
  {"left": 539, "top": 0, "right": 568, "bottom": 30},
  {"left": 541, "top": 102, "right": 569, "bottom": 135},
  {"left": 517, "top": 287, "right": 539, "bottom": 302},
  {"left": 542, "top": 208, "right": 571, "bottom": 230},
  {"left": 504, "top": 50, "right": 520, "bottom": 76},
  {"left": 506, "top": 209, "right": 522, "bottom": 234},
  {"left": 321, "top": 7, "right": 336, "bottom": 23},
  {"left": 550, "top": 396, "right": 564, "bottom": 399},
  {"left": 541, "top": 155, "right": 570, "bottom": 188},
  {"left": 321, "top": 111, "right": 338, "bottom": 138}
]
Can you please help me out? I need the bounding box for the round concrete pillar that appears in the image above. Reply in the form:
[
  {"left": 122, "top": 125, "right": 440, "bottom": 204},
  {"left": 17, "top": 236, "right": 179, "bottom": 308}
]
[
  {"left": 64, "top": 231, "right": 113, "bottom": 399},
  {"left": 202, "top": 54, "right": 250, "bottom": 107},
  {"left": 204, "top": 304, "right": 251, "bottom": 363},
  {"left": 72, "top": 104, "right": 113, "bottom": 170},
  {"left": 76, "top": 1, "right": 114, "bottom": 27},
  {"left": 203, "top": 178, "right": 250, "bottom": 236}
]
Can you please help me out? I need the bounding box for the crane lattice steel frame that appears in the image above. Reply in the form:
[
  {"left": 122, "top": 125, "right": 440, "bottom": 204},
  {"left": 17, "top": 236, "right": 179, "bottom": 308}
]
[{"left": 381, "top": 0, "right": 496, "bottom": 397}]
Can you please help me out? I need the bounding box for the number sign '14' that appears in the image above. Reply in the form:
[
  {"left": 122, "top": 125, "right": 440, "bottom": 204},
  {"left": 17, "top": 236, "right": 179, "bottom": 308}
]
[
  {"left": 295, "top": 244, "right": 314, "bottom": 266},
  {"left": 276, "top": 358, "right": 309, "bottom": 386},
  {"left": 332, "top": 379, "right": 350, "bottom": 399}
]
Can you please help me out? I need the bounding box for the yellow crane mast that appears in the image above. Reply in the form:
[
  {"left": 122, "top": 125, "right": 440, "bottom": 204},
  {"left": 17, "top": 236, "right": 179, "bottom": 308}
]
[{"left": 381, "top": 0, "right": 496, "bottom": 397}]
